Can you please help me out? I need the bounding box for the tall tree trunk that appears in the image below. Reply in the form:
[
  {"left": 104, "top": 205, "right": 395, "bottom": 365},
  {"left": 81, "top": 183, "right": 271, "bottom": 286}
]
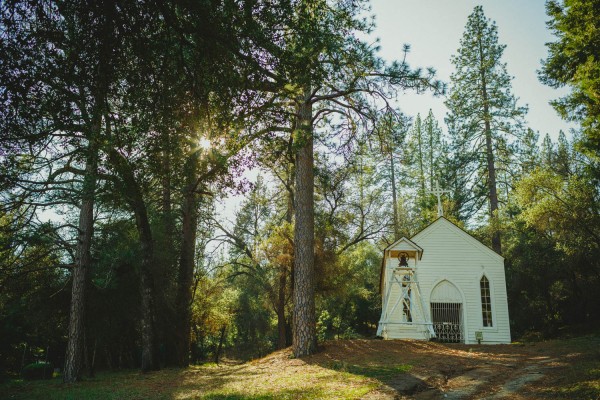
[
  {"left": 479, "top": 43, "right": 502, "bottom": 255},
  {"left": 416, "top": 121, "right": 426, "bottom": 196},
  {"left": 276, "top": 164, "right": 294, "bottom": 349},
  {"left": 277, "top": 265, "right": 287, "bottom": 349},
  {"left": 214, "top": 325, "right": 226, "bottom": 364},
  {"left": 138, "top": 206, "right": 159, "bottom": 372},
  {"left": 161, "top": 134, "right": 172, "bottom": 219},
  {"left": 136, "top": 238, "right": 160, "bottom": 372},
  {"left": 292, "top": 90, "right": 316, "bottom": 357},
  {"left": 159, "top": 130, "right": 178, "bottom": 367},
  {"left": 484, "top": 120, "right": 501, "bottom": 254},
  {"left": 174, "top": 154, "right": 199, "bottom": 367},
  {"left": 64, "top": 2, "right": 114, "bottom": 380},
  {"left": 108, "top": 148, "right": 159, "bottom": 372},
  {"left": 63, "top": 135, "right": 98, "bottom": 383},
  {"left": 389, "top": 151, "right": 400, "bottom": 241},
  {"left": 427, "top": 119, "right": 435, "bottom": 190}
]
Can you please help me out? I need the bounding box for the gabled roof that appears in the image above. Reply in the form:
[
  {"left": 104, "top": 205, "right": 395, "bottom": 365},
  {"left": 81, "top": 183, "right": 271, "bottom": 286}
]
[
  {"left": 384, "top": 236, "right": 423, "bottom": 259},
  {"left": 379, "top": 216, "right": 503, "bottom": 293},
  {"left": 411, "top": 216, "right": 504, "bottom": 261},
  {"left": 379, "top": 237, "right": 423, "bottom": 293}
]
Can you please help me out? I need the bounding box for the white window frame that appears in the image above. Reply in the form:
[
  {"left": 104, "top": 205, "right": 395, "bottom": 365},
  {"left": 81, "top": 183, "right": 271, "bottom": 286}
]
[{"left": 479, "top": 273, "right": 497, "bottom": 331}]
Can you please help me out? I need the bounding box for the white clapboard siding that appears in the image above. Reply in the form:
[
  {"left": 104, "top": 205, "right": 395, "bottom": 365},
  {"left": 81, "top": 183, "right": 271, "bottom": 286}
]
[{"left": 380, "top": 217, "right": 511, "bottom": 344}]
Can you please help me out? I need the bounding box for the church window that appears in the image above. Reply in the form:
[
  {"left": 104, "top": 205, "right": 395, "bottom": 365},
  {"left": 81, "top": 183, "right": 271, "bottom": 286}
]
[{"left": 480, "top": 276, "right": 493, "bottom": 327}]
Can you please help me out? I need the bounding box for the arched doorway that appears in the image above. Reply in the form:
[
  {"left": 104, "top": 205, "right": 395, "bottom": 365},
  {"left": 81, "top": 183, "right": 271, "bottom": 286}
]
[{"left": 430, "top": 280, "right": 464, "bottom": 343}]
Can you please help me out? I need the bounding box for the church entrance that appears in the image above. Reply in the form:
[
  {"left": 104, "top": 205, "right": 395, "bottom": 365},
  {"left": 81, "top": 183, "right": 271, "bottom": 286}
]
[
  {"left": 431, "top": 302, "right": 463, "bottom": 342},
  {"left": 430, "top": 281, "right": 464, "bottom": 343}
]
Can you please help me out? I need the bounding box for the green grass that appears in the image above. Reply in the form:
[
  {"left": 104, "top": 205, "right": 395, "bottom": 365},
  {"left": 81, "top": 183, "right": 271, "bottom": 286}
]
[
  {"left": 5, "top": 335, "right": 599, "bottom": 400},
  {"left": 1, "top": 370, "right": 174, "bottom": 400},
  {"left": 328, "top": 361, "right": 413, "bottom": 380},
  {"left": 0, "top": 363, "right": 379, "bottom": 400}
]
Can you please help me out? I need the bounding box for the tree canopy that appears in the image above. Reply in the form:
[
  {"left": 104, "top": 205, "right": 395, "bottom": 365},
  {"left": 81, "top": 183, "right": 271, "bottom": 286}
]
[{"left": 0, "top": 1, "right": 599, "bottom": 383}]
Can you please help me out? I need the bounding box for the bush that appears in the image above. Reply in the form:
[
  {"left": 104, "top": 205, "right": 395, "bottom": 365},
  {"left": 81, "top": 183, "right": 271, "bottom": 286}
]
[{"left": 22, "top": 362, "right": 53, "bottom": 380}]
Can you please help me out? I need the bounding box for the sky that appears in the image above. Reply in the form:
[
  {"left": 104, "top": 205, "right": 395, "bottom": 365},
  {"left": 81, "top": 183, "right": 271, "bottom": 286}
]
[
  {"left": 217, "top": 1, "right": 574, "bottom": 219},
  {"left": 368, "top": 0, "right": 575, "bottom": 140}
]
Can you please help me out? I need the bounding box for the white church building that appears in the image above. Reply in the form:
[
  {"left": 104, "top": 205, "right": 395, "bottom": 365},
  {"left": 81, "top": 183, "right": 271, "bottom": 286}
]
[{"left": 377, "top": 216, "right": 511, "bottom": 344}]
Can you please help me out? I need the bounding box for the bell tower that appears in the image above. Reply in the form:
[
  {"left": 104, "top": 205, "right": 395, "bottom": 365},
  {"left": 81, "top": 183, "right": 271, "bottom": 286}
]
[{"left": 377, "top": 237, "right": 435, "bottom": 339}]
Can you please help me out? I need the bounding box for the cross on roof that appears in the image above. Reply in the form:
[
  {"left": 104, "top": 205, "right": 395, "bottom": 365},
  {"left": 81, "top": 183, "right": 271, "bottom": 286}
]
[{"left": 427, "top": 180, "right": 451, "bottom": 217}]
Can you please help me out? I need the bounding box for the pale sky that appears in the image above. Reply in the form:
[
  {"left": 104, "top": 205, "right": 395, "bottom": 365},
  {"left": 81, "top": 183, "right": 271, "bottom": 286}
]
[
  {"left": 220, "top": 1, "right": 576, "bottom": 222},
  {"left": 369, "top": 0, "right": 575, "bottom": 140}
]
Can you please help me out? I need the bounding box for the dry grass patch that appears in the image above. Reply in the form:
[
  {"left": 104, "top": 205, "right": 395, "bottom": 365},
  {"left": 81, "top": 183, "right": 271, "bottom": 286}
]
[{"left": 2, "top": 335, "right": 599, "bottom": 399}]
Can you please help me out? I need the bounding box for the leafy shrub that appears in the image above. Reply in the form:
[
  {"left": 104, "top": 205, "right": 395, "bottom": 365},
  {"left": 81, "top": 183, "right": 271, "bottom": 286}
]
[{"left": 22, "top": 362, "right": 53, "bottom": 380}]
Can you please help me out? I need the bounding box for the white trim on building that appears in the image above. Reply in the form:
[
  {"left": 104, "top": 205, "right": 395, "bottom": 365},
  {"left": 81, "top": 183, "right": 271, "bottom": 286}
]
[{"left": 378, "top": 217, "right": 511, "bottom": 344}]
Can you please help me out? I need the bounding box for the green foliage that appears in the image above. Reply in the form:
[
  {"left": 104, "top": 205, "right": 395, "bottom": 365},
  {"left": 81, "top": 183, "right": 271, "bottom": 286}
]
[
  {"left": 86, "top": 219, "right": 142, "bottom": 369},
  {"left": 21, "top": 363, "right": 53, "bottom": 381},
  {"left": 0, "top": 214, "right": 69, "bottom": 377},
  {"left": 445, "top": 5, "right": 526, "bottom": 223},
  {"left": 515, "top": 169, "right": 600, "bottom": 256},
  {"left": 190, "top": 274, "right": 238, "bottom": 362},
  {"left": 541, "top": 0, "right": 600, "bottom": 172},
  {"left": 2, "top": 0, "right": 600, "bottom": 374},
  {"left": 504, "top": 219, "right": 566, "bottom": 336},
  {"left": 316, "top": 241, "right": 382, "bottom": 339},
  {"left": 507, "top": 134, "right": 600, "bottom": 334},
  {"left": 402, "top": 110, "right": 451, "bottom": 226}
]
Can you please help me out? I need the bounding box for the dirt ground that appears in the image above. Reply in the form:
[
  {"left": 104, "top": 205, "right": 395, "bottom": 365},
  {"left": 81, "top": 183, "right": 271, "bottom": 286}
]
[
  {"left": 254, "top": 336, "right": 600, "bottom": 399},
  {"left": 3, "top": 336, "right": 598, "bottom": 399}
]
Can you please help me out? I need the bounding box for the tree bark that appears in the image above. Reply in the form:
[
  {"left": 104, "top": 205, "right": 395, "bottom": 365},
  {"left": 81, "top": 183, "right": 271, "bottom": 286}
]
[
  {"left": 389, "top": 151, "right": 400, "bottom": 241},
  {"left": 139, "top": 241, "right": 158, "bottom": 372},
  {"left": 292, "top": 90, "right": 316, "bottom": 357},
  {"left": 64, "top": 1, "right": 115, "bottom": 380},
  {"left": 135, "top": 197, "right": 160, "bottom": 372},
  {"left": 107, "top": 148, "right": 159, "bottom": 372},
  {"left": 416, "top": 119, "right": 426, "bottom": 196},
  {"left": 214, "top": 325, "right": 226, "bottom": 364},
  {"left": 63, "top": 136, "right": 98, "bottom": 383},
  {"left": 173, "top": 154, "right": 199, "bottom": 367},
  {"left": 276, "top": 164, "right": 294, "bottom": 349},
  {"left": 484, "top": 119, "right": 501, "bottom": 254},
  {"left": 159, "top": 130, "right": 178, "bottom": 367},
  {"left": 277, "top": 265, "right": 287, "bottom": 349},
  {"left": 479, "top": 40, "right": 502, "bottom": 255}
]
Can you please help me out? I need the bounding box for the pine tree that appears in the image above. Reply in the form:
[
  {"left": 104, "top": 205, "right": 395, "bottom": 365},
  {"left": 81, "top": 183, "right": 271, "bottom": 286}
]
[
  {"left": 424, "top": 111, "right": 443, "bottom": 187},
  {"left": 278, "top": 0, "right": 442, "bottom": 357},
  {"left": 406, "top": 110, "right": 445, "bottom": 218},
  {"left": 374, "top": 111, "right": 408, "bottom": 241},
  {"left": 518, "top": 128, "right": 540, "bottom": 175},
  {"left": 540, "top": 0, "right": 600, "bottom": 175},
  {"left": 541, "top": 134, "right": 555, "bottom": 168},
  {"left": 445, "top": 6, "right": 526, "bottom": 254},
  {"left": 408, "top": 114, "right": 426, "bottom": 197}
]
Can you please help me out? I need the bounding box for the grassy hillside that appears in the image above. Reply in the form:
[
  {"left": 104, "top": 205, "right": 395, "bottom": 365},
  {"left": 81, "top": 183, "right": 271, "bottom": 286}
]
[{"left": 2, "top": 336, "right": 599, "bottom": 400}]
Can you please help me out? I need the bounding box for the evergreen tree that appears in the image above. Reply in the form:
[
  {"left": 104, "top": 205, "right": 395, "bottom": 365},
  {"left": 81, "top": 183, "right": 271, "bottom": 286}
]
[
  {"left": 541, "top": 133, "right": 555, "bottom": 168},
  {"left": 540, "top": 0, "right": 600, "bottom": 175},
  {"left": 407, "top": 114, "right": 427, "bottom": 197},
  {"left": 406, "top": 110, "right": 445, "bottom": 221},
  {"left": 275, "top": 0, "right": 442, "bottom": 357},
  {"left": 0, "top": 0, "right": 119, "bottom": 381},
  {"left": 423, "top": 110, "right": 444, "bottom": 191},
  {"left": 445, "top": 6, "right": 527, "bottom": 254},
  {"left": 555, "top": 130, "right": 573, "bottom": 177},
  {"left": 518, "top": 128, "right": 540, "bottom": 175},
  {"left": 373, "top": 111, "right": 409, "bottom": 240}
]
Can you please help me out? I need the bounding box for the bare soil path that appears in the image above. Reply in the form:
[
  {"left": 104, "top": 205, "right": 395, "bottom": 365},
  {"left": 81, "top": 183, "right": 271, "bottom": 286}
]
[{"left": 297, "top": 336, "right": 600, "bottom": 399}]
